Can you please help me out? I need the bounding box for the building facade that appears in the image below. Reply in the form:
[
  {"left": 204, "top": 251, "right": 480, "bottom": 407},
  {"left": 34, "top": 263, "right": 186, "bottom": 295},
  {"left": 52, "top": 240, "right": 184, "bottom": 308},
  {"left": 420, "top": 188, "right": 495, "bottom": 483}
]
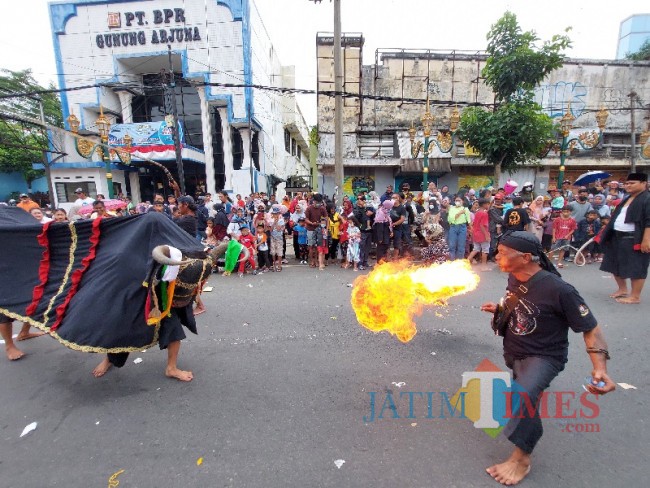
[
  {"left": 317, "top": 34, "right": 650, "bottom": 197},
  {"left": 617, "top": 14, "right": 650, "bottom": 59},
  {"left": 47, "top": 0, "right": 310, "bottom": 209}
]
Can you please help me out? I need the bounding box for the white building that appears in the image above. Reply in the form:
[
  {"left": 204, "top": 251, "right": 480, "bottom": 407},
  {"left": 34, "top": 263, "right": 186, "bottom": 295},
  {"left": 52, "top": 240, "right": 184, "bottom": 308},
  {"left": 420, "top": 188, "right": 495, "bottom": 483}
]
[{"left": 47, "top": 0, "right": 310, "bottom": 208}]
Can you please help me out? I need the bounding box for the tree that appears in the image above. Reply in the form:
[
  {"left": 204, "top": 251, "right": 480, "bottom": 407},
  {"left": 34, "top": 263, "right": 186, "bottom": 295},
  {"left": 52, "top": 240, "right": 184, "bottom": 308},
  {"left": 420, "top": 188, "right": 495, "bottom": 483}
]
[
  {"left": 626, "top": 39, "right": 650, "bottom": 61},
  {"left": 456, "top": 12, "right": 571, "bottom": 181},
  {"left": 0, "top": 69, "right": 63, "bottom": 197}
]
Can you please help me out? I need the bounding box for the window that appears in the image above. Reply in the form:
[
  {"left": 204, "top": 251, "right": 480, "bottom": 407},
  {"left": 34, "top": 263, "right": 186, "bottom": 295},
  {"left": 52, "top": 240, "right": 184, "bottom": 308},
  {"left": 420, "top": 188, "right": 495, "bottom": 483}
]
[
  {"left": 291, "top": 138, "right": 297, "bottom": 156},
  {"left": 232, "top": 128, "right": 243, "bottom": 170},
  {"left": 284, "top": 129, "right": 291, "bottom": 153},
  {"left": 297, "top": 145, "right": 302, "bottom": 161},
  {"left": 252, "top": 131, "right": 260, "bottom": 171},
  {"left": 55, "top": 182, "right": 97, "bottom": 203},
  {"left": 359, "top": 133, "right": 395, "bottom": 157}
]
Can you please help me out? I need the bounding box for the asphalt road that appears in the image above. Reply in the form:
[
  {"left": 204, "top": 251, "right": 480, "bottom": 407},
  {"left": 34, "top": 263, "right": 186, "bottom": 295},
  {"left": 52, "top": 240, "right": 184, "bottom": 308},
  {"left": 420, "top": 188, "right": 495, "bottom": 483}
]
[{"left": 1, "top": 258, "right": 648, "bottom": 488}]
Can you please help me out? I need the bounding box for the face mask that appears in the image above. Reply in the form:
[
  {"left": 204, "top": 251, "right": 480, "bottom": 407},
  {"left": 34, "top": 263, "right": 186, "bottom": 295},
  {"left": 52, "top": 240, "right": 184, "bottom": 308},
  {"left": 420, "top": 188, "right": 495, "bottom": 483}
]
[
  {"left": 579, "top": 196, "right": 587, "bottom": 202},
  {"left": 320, "top": 223, "right": 326, "bottom": 228},
  {"left": 455, "top": 201, "right": 463, "bottom": 207}
]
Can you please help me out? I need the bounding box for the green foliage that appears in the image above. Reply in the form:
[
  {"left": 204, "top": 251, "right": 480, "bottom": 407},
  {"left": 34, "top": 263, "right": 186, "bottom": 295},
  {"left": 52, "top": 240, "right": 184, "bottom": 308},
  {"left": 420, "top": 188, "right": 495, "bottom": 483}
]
[
  {"left": 457, "top": 12, "right": 570, "bottom": 175},
  {"left": 625, "top": 39, "right": 650, "bottom": 61},
  {"left": 483, "top": 12, "right": 571, "bottom": 102},
  {"left": 309, "top": 125, "right": 320, "bottom": 146},
  {"left": 0, "top": 69, "right": 62, "bottom": 184},
  {"left": 457, "top": 97, "right": 556, "bottom": 173}
]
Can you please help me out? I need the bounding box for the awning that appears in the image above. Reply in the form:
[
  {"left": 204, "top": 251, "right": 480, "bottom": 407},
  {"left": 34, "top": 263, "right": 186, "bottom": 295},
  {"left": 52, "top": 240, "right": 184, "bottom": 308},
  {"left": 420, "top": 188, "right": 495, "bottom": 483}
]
[{"left": 398, "top": 158, "right": 451, "bottom": 173}]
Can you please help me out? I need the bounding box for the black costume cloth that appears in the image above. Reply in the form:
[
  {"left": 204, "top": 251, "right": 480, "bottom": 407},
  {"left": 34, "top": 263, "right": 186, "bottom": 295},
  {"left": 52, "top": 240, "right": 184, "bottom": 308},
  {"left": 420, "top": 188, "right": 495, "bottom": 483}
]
[
  {"left": 599, "top": 190, "right": 650, "bottom": 279},
  {"left": 0, "top": 209, "right": 203, "bottom": 353}
]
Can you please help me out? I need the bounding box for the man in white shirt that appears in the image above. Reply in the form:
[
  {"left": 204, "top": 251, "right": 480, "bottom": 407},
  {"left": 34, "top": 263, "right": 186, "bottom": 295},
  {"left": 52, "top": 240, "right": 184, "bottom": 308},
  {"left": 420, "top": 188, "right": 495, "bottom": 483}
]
[{"left": 74, "top": 188, "right": 94, "bottom": 206}]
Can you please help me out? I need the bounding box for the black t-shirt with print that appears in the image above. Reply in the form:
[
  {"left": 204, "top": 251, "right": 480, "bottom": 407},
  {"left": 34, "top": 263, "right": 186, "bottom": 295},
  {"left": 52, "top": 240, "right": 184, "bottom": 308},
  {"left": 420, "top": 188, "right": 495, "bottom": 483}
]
[
  {"left": 390, "top": 204, "right": 408, "bottom": 224},
  {"left": 503, "top": 271, "right": 597, "bottom": 363},
  {"left": 503, "top": 208, "right": 530, "bottom": 231}
]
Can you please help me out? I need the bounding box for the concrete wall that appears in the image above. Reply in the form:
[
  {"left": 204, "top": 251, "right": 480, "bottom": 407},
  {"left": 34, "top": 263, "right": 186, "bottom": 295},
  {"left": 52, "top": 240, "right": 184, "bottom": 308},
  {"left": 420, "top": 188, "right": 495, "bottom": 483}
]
[{"left": 0, "top": 173, "right": 49, "bottom": 202}]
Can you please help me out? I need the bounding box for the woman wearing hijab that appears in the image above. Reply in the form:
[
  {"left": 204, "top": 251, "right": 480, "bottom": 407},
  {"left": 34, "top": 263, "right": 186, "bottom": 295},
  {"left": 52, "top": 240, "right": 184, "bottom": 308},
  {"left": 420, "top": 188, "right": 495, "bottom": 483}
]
[
  {"left": 367, "top": 191, "right": 381, "bottom": 210},
  {"left": 373, "top": 199, "right": 394, "bottom": 263},
  {"left": 528, "top": 195, "right": 546, "bottom": 241}
]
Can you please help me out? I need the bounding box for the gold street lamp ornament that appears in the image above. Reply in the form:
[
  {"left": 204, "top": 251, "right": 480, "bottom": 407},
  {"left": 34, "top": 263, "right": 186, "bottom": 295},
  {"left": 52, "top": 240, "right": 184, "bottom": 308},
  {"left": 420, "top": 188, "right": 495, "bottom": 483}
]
[{"left": 409, "top": 94, "right": 460, "bottom": 189}]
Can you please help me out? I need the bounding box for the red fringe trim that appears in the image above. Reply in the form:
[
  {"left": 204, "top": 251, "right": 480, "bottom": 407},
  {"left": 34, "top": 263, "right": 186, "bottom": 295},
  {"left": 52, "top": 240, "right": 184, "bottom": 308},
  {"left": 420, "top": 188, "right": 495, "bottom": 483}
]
[
  {"left": 50, "top": 218, "right": 102, "bottom": 332},
  {"left": 26, "top": 221, "right": 52, "bottom": 316}
]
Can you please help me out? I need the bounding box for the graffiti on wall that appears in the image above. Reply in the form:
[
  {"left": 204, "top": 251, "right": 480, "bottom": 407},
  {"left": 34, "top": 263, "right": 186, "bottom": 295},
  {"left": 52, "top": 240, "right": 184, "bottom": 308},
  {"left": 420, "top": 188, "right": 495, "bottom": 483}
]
[
  {"left": 343, "top": 176, "right": 375, "bottom": 197},
  {"left": 534, "top": 81, "right": 587, "bottom": 118}
]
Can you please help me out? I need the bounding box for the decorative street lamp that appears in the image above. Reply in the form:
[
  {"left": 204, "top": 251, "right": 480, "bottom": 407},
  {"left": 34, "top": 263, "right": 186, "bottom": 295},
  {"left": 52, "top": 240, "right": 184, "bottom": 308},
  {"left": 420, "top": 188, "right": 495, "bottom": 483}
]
[
  {"left": 67, "top": 106, "right": 133, "bottom": 199},
  {"left": 640, "top": 122, "right": 650, "bottom": 161},
  {"left": 554, "top": 104, "right": 608, "bottom": 187},
  {"left": 409, "top": 95, "right": 460, "bottom": 190}
]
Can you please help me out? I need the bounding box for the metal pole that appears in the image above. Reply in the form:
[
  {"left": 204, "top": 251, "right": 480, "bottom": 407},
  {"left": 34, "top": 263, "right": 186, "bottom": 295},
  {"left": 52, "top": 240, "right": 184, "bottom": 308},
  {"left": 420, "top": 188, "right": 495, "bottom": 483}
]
[
  {"left": 168, "top": 45, "right": 186, "bottom": 195},
  {"left": 629, "top": 91, "right": 637, "bottom": 172},
  {"left": 423, "top": 136, "right": 429, "bottom": 190},
  {"left": 333, "top": 0, "right": 344, "bottom": 197},
  {"left": 558, "top": 135, "right": 567, "bottom": 188},
  {"left": 103, "top": 141, "right": 114, "bottom": 199}
]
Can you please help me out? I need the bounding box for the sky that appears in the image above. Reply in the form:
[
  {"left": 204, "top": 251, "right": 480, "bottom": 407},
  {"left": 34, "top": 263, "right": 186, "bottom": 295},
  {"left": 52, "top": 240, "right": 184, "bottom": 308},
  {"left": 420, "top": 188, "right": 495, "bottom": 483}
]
[{"left": 2, "top": 0, "right": 648, "bottom": 126}]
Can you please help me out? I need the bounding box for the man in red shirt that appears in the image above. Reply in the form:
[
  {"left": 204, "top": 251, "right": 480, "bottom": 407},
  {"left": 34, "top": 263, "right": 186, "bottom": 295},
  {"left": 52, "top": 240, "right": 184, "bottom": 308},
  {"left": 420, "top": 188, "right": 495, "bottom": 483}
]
[{"left": 550, "top": 206, "right": 577, "bottom": 268}]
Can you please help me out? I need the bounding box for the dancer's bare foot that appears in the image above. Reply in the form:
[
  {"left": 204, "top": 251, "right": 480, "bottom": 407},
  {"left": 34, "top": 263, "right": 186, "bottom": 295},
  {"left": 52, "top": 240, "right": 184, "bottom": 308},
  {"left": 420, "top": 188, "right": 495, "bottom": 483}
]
[
  {"left": 616, "top": 296, "right": 640, "bottom": 304},
  {"left": 17, "top": 331, "right": 45, "bottom": 341},
  {"left": 165, "top": 367, "right": 193, "bottom": 382},
  {"left": 609, "top": 290, "right": 628, "bottom": 298},
  {"left": 486, "top": 450, "right": 531, "bottom": 486},
  {"left": 193, "top": 307, "right": 206, "bottom": 316},
  {"left": 92, "top": 357, "right": 112, "bottom": 377},
  {"left": 5, "top": 345, "right": 25, "bottom": 361}
]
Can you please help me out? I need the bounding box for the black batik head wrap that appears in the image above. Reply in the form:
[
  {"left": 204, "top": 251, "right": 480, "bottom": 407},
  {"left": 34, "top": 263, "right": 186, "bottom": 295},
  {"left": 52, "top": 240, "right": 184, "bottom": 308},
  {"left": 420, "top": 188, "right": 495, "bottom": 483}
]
[{"left": 499, "top": 231, "right": 561, "bottom": 276}]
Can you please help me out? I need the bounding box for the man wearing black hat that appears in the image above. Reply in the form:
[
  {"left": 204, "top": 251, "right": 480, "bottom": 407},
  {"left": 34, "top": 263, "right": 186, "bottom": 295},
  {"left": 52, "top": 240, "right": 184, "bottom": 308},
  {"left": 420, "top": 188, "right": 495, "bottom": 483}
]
[
  {"left": 599, "top": 172, "right": 650, "bottom": 304},
  {"left": 481, "top": 231, "right": 615, "bottom": 485}
]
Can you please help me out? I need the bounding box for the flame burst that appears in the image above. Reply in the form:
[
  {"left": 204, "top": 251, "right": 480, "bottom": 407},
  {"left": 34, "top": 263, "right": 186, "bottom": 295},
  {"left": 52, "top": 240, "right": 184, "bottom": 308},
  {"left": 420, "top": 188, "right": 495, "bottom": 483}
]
[{"left": 351, "top": 259, "right": 480, "bottom": 343}]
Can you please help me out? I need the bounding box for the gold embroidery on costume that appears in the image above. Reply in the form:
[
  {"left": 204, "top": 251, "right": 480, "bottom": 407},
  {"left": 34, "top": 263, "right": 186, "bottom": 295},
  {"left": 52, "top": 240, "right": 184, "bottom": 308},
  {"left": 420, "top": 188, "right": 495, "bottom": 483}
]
[{"left": 43, "top": 223, "right": 78, "bottom": 324}]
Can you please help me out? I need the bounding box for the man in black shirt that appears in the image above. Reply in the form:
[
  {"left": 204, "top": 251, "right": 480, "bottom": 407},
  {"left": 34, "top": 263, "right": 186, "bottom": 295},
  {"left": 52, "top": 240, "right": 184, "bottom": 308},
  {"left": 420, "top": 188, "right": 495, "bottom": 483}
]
[
  {"left": 480, "top": 231, "right": 615, "bottom": 485},
  {"left": 503, "top": 197, "right": 531, "bottom": 233},
  {"left": 353, "top": 195, "right": 375, "bottom": 269}
]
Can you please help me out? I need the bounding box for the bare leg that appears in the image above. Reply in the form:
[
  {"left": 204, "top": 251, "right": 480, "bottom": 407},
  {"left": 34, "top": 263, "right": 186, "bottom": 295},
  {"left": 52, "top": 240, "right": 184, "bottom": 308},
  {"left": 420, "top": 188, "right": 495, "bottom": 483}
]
[
  {"left": 193, "top": 295, "right": 206, "bottom": 315},
  {"left": 486, "top": 446, "right": 532, "bottom": 485},
  {"left": 467, "top": 250, "right": 479, "bottom": 263},
  {"left": 609, "top": 276, "right": 629, "bottom": 298},
  {"left": 17, "top": 322, "right": 45, "bottom": 341},
  {"left": 1, "top": 322, "right": 24, "bottom": 361},
  {"left": 92, "top": 356, "right": 112, "bottom": 377},
  {"left": 318, "top": 252, "right": 325, "bottom": 270},
  {"left": 165, "top": 340, "right": 193, "bottom": 382},
  {"left": 617, "top": 278, "right": 645, "bottom": 304}
]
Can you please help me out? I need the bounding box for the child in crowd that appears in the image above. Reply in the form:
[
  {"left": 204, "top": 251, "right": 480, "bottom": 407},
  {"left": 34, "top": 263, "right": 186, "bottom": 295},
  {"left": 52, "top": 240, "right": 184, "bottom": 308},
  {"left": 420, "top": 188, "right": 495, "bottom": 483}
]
[
  {"left": 593, "top": 216, "right": 610, "bottom": 262},
  {"left": 550, "top": 206, "right": 577, "bottom": 268},
  {"left": 204, "top": 218, "right": 219, "bottom": 247},
  {"left": 551, "top": 189, "right": 565, "bottom": 210},
  {"left": 316, "top": 216, "right": 330, "bottom": 271},
  {"left": 237, "top": 225, "right": 257, "bottom": 277},
  {"left": 256, "top": 224, "right": 271, "bottom": 272},
  {"left": 541, "top": 209, "right": 557, "bottom": 252},
  {"left": 293, "top": 217, "right": 308, "bottom": 264},
  {"left": 338, "top": 213, "right": 349, "bottom": 267},
  {"left": 467, "top": 198, "right": 490, "bottom": 268},
  {"left": 345, "top": 216, "right": 361, "bottom": 271},
  {"left": 575, "top": 210, "right": 601, "bottom": 264},
  {"left": 269, "top": 213, "right": 285, "bottom": 272}
]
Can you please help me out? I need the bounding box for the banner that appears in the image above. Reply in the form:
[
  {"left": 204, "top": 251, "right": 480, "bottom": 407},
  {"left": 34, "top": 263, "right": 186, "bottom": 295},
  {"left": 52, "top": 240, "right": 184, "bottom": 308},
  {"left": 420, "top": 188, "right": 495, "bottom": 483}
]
[{"left": 109, "top": 118, "right": 184, "bottom": 148}]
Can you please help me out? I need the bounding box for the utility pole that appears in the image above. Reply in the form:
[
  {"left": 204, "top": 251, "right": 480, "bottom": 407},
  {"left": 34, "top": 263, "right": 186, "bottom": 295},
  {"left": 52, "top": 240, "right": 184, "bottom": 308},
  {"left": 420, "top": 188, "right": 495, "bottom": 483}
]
[
  {"left": 167, "top": 45, "right": 186, "bottom": 195},
  {"left": 629, "top": 91, "right": 637, "bottom": 172},
  {"left": 36, "top": 96, "right": 56, "bottom": 206},
  {"left": 333, "top": 0, "right": 344, "bottom": 201}
]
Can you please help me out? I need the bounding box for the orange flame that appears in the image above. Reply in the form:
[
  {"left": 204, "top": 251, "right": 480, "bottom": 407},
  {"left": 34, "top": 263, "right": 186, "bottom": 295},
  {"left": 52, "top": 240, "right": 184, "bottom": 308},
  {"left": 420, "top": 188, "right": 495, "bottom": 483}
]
[{"left": 351, "top": 259, "right": 480, "bottom": 343}]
